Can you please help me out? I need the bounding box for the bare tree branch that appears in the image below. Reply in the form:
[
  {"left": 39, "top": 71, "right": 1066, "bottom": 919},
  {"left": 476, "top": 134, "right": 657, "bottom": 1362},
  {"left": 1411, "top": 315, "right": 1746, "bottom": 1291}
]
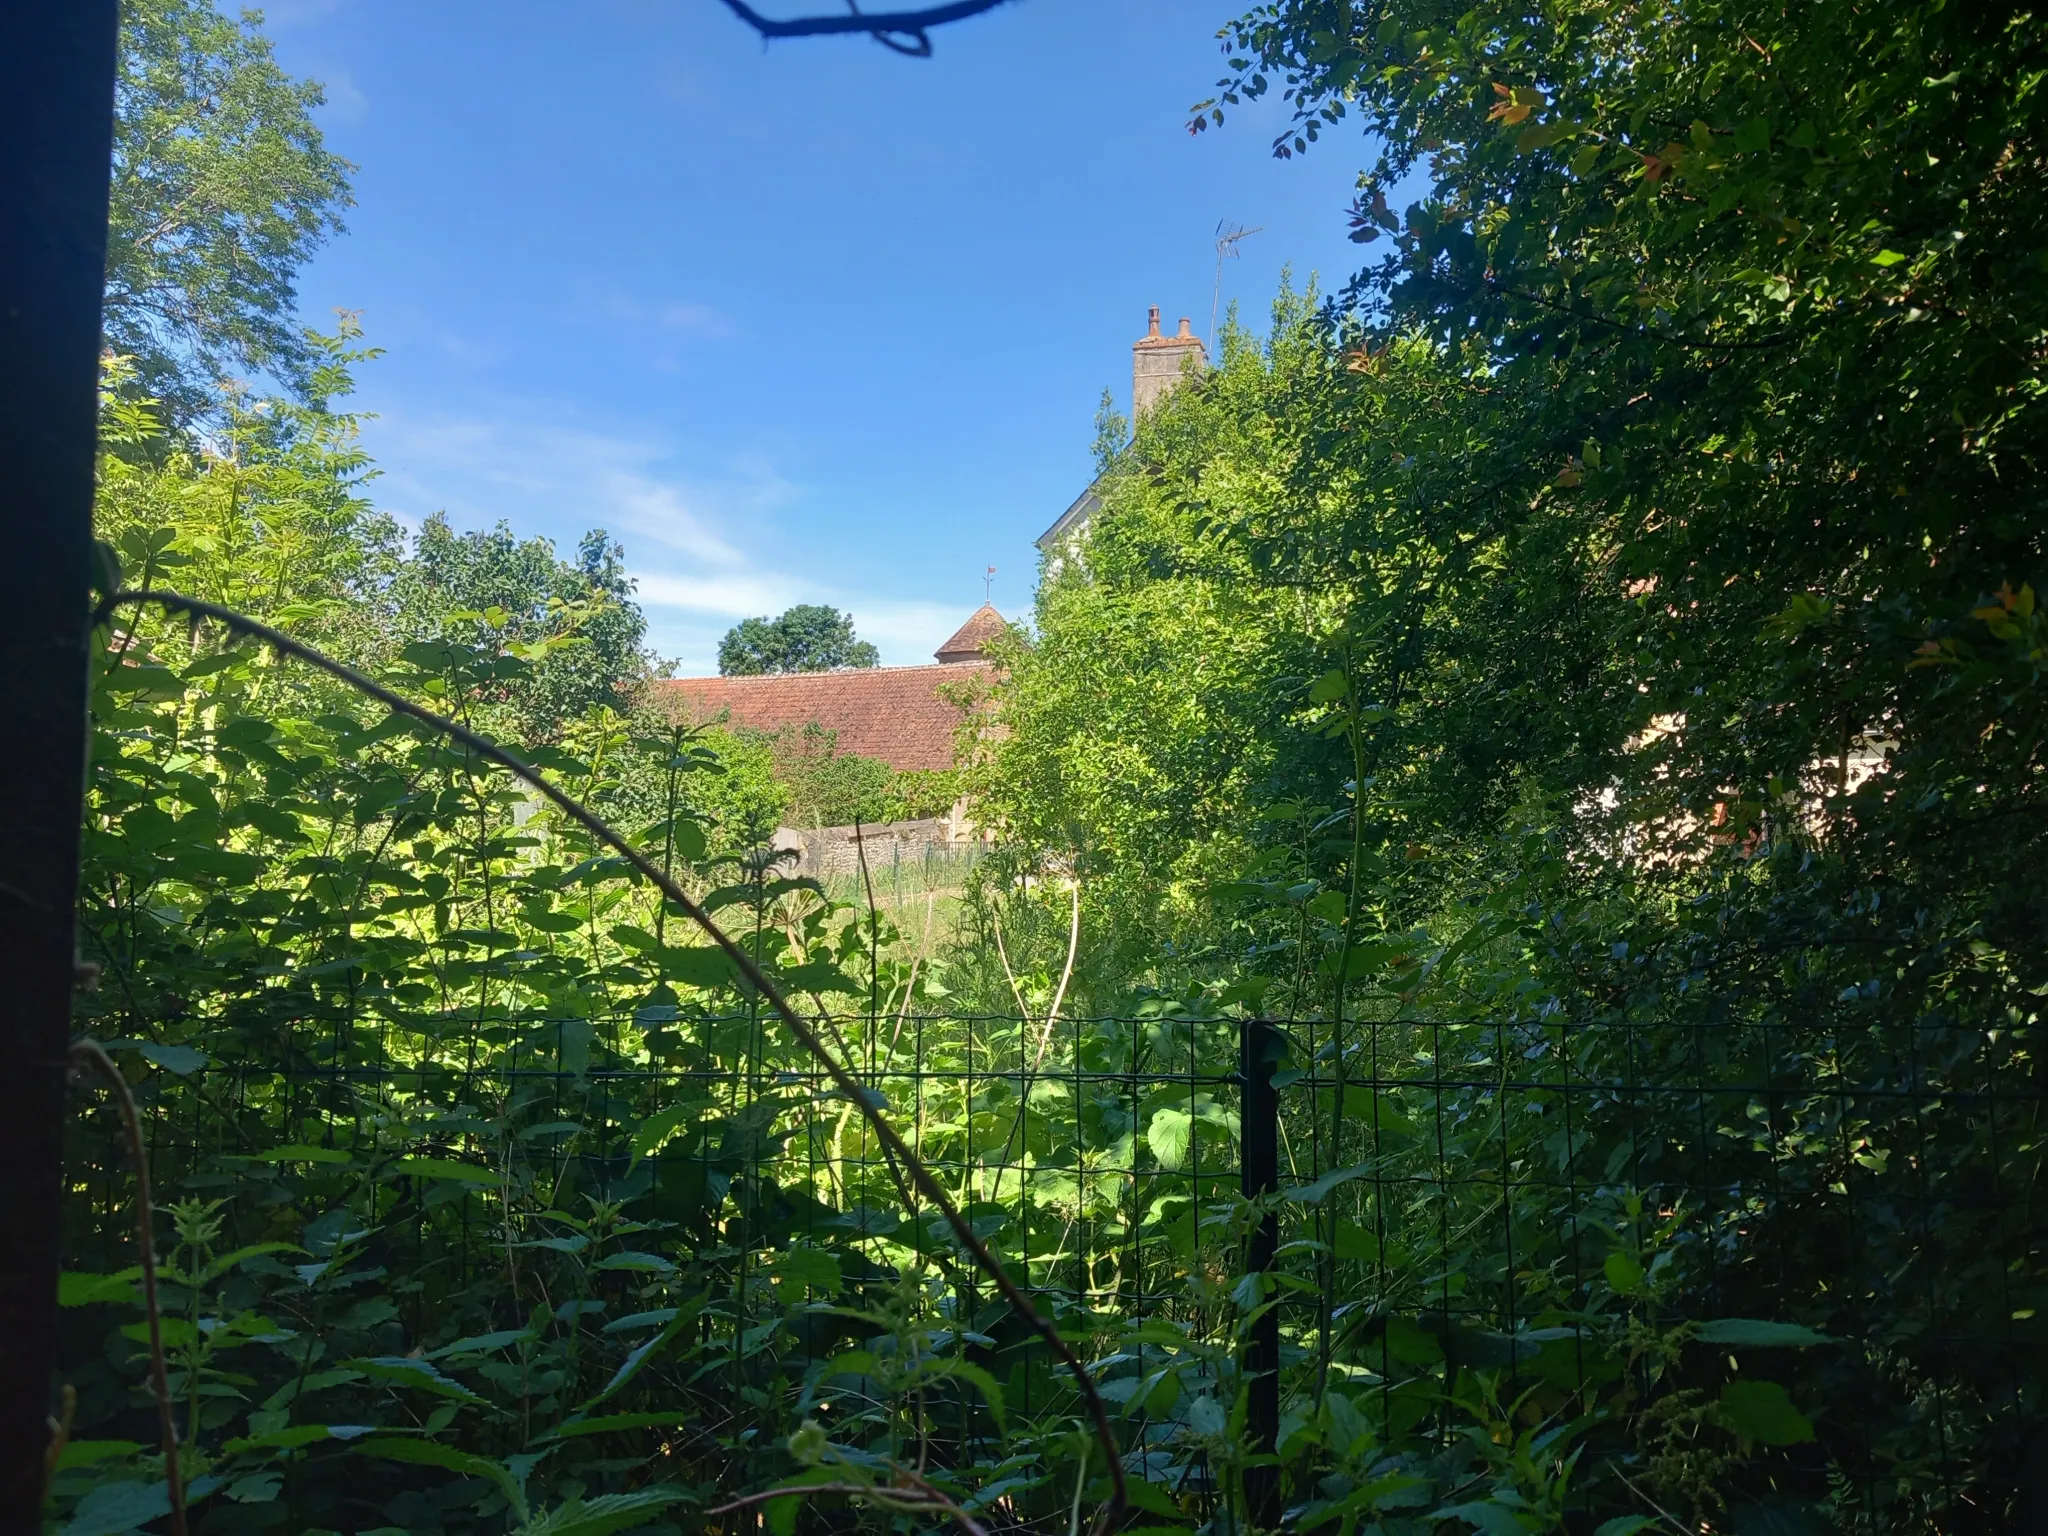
[{"left": 717, "top": 0, "right": 1014, "bottom": 56}]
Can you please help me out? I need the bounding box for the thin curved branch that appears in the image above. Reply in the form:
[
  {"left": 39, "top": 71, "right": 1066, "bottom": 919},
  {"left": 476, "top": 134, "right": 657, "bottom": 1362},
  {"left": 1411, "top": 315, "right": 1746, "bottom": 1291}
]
[
  {"left": 70, "top": 1039, "right": 185, "bottom": 1536},
  {"left": 98, "top": 589, "right": 1126, "bottom": 1535},
  {"left": 718, "top": 0, "right": 1014, "bottom": 55},
  {"left": 1028, "top": 876, "right": 1081, "bottom": 1074}
]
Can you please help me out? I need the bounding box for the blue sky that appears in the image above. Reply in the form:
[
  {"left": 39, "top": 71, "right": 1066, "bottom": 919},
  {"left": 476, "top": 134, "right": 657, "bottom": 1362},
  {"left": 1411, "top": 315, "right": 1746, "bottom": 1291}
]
[{"left": 264, "top": 0, "right": 1373, "bottom": 674}]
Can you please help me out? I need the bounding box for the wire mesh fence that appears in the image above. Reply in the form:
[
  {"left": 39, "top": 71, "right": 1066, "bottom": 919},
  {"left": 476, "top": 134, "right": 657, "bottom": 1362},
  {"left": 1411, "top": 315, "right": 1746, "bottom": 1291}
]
[{"left": 61, "top": 996, "right": 2044, "bottom": 1527}]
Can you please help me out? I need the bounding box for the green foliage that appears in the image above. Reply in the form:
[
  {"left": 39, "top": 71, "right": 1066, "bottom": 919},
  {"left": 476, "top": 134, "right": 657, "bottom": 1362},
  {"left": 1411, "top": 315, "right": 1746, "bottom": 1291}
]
[
  {"left": 758, "top": 722, "right": 897, "bottom": 828},
  {"left": 718, "top": 604, "right": 881, "bottom": 676},
  {"left": 107, "top": 0, "right": 354, "bottom": 416},
  {"left": 62, "top": 0, "right": 2046, "bottom": 1531},
  {"left": 982, "top": 0, "right": 2048, "bottom": 1525},
  {"left": 391, "top": 514, "right": 651, "bottom": 744},
  {"left": 1090, "top": 386, "right": 1130, "bottom": 474},
  {"left": 751, "top": 722, "right": 956, "bottom": 829}
]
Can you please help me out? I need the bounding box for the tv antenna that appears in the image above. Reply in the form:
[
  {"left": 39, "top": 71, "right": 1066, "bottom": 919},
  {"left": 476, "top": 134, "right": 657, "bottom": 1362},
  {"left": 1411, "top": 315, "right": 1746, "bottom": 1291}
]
[
  {"left": 984, "top": 565, "right": 996, "bottom": 604},
  {"left": 1211, "top": 221, "right": 1263, "bottom": 355}
]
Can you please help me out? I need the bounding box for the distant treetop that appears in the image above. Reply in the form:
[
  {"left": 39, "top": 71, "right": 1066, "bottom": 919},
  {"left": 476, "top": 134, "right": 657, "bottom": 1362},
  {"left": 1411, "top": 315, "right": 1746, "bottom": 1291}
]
[{"left": 719, "top": 605, "right": 880, "bottom": 676}]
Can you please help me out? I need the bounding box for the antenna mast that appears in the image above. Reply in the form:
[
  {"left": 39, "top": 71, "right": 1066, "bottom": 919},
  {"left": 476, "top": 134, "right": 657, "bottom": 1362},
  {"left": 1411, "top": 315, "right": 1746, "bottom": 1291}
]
[{"left": 1211, "top": 220, "right": 1263, "bottom": 356}]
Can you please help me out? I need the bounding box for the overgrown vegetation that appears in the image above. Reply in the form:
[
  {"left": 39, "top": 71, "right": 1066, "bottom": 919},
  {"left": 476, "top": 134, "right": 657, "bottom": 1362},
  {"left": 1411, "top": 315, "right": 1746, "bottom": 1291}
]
[{"left": 50, "top": 1, "right": 2044, "bottom": 1534}]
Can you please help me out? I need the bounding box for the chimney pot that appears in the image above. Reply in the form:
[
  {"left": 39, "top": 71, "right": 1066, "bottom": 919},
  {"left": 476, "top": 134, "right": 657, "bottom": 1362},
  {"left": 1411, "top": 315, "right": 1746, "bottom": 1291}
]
[{"left": 1131, "top": 305, "right": 1209, "bottom": 418}]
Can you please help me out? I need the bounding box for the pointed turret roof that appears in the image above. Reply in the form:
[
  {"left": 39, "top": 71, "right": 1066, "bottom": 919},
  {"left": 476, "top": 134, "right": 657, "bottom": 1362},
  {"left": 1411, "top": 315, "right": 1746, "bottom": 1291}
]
[{"left": 934, "top": 604, "right": 1007, "bottom": 664}]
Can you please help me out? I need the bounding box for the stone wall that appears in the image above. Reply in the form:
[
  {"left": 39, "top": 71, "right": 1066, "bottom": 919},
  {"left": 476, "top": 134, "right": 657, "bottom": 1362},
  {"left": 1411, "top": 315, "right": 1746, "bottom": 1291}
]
[{"left": 770, "top": 816, "right": 980, "bottom": 879}]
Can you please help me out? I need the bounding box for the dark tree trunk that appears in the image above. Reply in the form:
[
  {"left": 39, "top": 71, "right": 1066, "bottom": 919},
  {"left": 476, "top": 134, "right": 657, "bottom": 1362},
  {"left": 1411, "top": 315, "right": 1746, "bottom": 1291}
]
[{"left": 0, "top": 0, "right": 117, "bottom": 1522}]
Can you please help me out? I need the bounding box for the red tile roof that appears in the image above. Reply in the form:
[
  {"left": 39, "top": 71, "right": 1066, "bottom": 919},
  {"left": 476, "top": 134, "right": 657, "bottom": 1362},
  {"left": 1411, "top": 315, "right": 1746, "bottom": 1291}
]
[
  {"left": 655, "top": 661, "right": 992, "bottom": 772},
  {"left": 934, "top": 603, "right": 1008, "bottom": 663}
]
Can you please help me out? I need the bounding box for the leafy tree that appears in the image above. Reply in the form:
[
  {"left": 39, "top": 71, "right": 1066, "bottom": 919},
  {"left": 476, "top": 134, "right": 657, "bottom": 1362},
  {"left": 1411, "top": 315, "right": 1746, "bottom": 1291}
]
[
  {"left": 718, "top": 603, "right": 880, "bottom": 674},
  {"left": 107, "top": 0, "right": 353, "bottom": 415},
  {"left": 758, "top": 722, "right": 898, "bottom": 828},
  {"left": 1089, "top": 386, "right": 1129, "bottom": 473},
  {"left": 980, "top": 0, "right": 2048, "bottom": 1524},
  {"left": 95, "top": 317, "right": 403, "bottom": 666},
  {"left": 391, "top": 514, "right": 651, "bottom": 742}
]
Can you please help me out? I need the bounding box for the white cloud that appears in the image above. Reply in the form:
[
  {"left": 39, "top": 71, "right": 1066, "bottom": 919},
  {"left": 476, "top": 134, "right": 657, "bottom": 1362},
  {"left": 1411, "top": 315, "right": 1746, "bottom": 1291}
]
[
  {"left": 365, "top": 410, "right": 963, "bottom": 675},
  {"left": 655, "top": 301, "right": 733, "bottom": 337},
  {"left": 316, "top": 69, "right": 369, "bottom": 123},
  {"left": 854, "top": 601, "right": 981, "bottom": 658},
  {"left": 373, "top": 416, "right": 754, "bottom": 573},
  {"left": 634, "top": 570, "right": 807, "bottom": 618}
]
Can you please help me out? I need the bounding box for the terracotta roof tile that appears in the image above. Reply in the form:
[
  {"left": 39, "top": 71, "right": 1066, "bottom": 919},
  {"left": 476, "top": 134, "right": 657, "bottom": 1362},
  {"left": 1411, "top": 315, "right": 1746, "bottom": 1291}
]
[
  {"left": 656, "top": 662, "right": 992, "bottom": 772},
  {"left": 934, "top": 604, "right": 1008, "bottom": 663}
]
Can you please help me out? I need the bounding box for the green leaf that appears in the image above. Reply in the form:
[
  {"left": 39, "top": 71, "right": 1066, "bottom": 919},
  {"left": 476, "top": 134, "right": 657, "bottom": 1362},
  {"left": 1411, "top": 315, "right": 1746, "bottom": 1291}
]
[
  {"left": 238, "top": 802, "right": 307, "bottom": 842},
  {"left": 102, "top": 664, "right": 184, "bottom": 699},
  {"left": 356, "top": 1437, "right": 522, "bottom": 1512},
  {"left": 1870, "top": 248, "right": 1908, "bottom": 266},
  {"left": 102, "top": 1040, "right": 207, "bottom": 1075},
  {"left": 1594, "top": 1520, "right": 1657, "bottom": 1536},
  {"left": 344, "top": 1356, "right": 487, "bottom": 1403},
  {"left": 524, "top": 1489, "right": 692, "bottom": 1536},
  {"left": 593, "top": 1251, "right": 676, "bottom": 1274},
  {"left": 1147, "top": 1107, "right": 1192, "bottom": 1170},
  {"left": 627, "top": 1101, "right": 708, "bottom": 1167},
  {"left": 200, "top": 1243, "right": 307, "bottom": 1283},
  {"left": 225, "top": 1472, "right": 283, "bottom": 1504},
  {"left": 1694, "top": 1318, "right": 1832, "bottom": 1348},
  {"left": 429, "top": 1329, "right": 536, "bottom": 1359},
  {"left": 576, "top": 1296, "right": 704, "bottom": 1413},
  {"left": 61, "top": 1480, "right": 173, "bottom": 1536},
  {"left": 1308, "top": 668, "right": 1350, "bottom": 704},
  {"left": 1118, "top": 1480, "right": 1184, "bottom": 1520},
  {"left": 1604, "top": 1251, "right": 1645, "bottom": 1295},
  {"left": 1717, "top": 1379, "right": 1815, "bottom": 1444},
  {"left": 120, "top": 1317, "right": 199, "bottom": 1348},
  {"left": 909, "top": 1356, "right": 1008, "bottom": 1430},
  {"left": 662, "top": 944, "right": 735, "bottom": 988},
  {"left": 1183, "top": 1393, "right": 1227, "bottom": 1438},
  {"left": 59, "top": 1270, "right": 141, "bottom": 1307},
  {"left": 1282, "top": 1161, "right": 1373, "bottom": 1205},
  {"left": 765, "top": 1488, "right": 804, "bottom": 1536},
  {"left": 224, "top": 1423, "right": 376, "bottom": 1454},
  {"left": 1435, "top": 1503, "right": 1534, "bottom": 1535},
  {"left": 251, "top": 1144, "right": 354, "bottom": 1164},
  {"left": 392, "top": 1157, "right": 498, "bottom": 1185},
  {"left": 54, "top": 1441, "right": 142, "bottom": 1471},
  {"left": 63, "top": 1477, "right": 222, "bottom": 1536},
  {"left": 601, "top": 1309, "right": 679, "bottom": 1335},
  {"left": 768, "top": 1247, "right": 841, "bottom": 1296}
]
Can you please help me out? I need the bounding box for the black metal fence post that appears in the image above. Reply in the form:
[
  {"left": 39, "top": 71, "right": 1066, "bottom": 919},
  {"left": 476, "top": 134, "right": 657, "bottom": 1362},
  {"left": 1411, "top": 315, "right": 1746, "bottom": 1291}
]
[
  {"left": 0, "top": 1, "right": 118, "bottom": 1523},
  {"left": 1240, "top": 1017, "right": 1281, "bottom": 1531}
]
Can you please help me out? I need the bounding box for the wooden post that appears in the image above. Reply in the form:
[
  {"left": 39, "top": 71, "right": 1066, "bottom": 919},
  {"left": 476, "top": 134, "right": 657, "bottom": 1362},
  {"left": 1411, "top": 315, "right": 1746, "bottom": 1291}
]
[
  {"left": 0, "top": 0, "right": 118, "bottom": 1520},
  {"left": 1239, "top": 1018, "right": 1281, "bottom": 1531}
]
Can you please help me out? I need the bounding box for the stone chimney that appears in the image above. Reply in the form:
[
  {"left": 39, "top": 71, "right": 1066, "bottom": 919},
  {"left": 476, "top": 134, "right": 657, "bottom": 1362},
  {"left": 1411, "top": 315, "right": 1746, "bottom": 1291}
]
[{"left": 1131, "top": 305, "right": 1206, "bottom": 416}]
